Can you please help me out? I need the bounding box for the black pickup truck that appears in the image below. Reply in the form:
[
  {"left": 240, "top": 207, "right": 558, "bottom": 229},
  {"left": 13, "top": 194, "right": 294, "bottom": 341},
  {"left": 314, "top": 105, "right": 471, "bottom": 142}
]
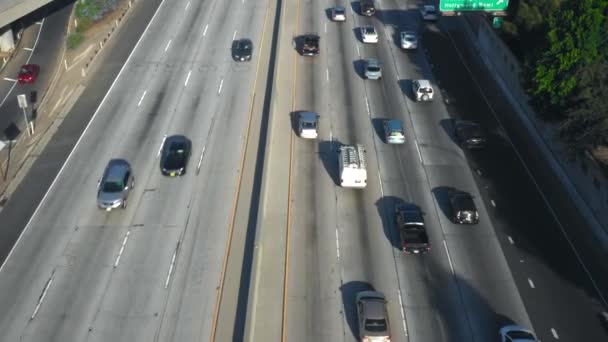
[
  {"left": 301, "top": 34, "right": 320, "bottom": 56},
  {"left": 395, "top": 204, "right": 430, "bottom": 254}
]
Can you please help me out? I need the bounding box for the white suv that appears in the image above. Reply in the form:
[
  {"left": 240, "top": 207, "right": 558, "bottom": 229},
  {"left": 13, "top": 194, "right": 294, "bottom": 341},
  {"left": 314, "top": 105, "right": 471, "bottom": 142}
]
[
  {"left": 411, "top": 79, "right": 434, "bottom": 101},
  {"left": 360, "top": 26, "right": 378, "bottom": 43}
]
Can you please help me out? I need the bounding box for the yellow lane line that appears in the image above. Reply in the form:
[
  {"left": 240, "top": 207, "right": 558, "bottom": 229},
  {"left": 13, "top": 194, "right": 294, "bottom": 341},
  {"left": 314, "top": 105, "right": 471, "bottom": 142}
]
[
  {"left": 281, "top": 0, "right": 301, "bottom": 340},
  {"left": 208, "top": 0, "right": 273, "bottom": 341}
]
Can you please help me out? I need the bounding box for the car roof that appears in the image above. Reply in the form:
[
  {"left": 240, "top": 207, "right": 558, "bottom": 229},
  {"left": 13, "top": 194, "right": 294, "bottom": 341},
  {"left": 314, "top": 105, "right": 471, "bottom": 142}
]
[
  {"left": 366, "top": 58, "right": 381, "bottom": 66},
  {"left": 385, "top": 119, "right": 403, "bottom": 131},
  {"left": 416, "top": 79, "right": 432, "bottom": 87},
  {"left": 104, "top": 159, "right": 130, "bottom": 182},
  {"left": 238, "top": 38, "right": 252, "bottom": 45},
  {"left": 456, "top": 121, "right": 484, "bottom": 136},
  {"left": 299, "top": 111, "right": 318, "bottom": 122},
  {"left": 450, "top": 191, "right": 476, "bottom": 210},
  {"left": 424, "top": 5, "right": 436, "bottom": 10},
  {"left": 402, "top": 31, "right": 416, "bottom": 36},
  {"left": 334, "top": 5, "right": 345, "bottom": 10}
]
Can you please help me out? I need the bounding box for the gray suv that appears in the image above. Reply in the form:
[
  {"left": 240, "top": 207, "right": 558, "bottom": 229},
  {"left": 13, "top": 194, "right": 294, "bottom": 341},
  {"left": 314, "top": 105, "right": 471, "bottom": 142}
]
[{"left": 97, "top": 159, "right": 134, "bottom": 211}]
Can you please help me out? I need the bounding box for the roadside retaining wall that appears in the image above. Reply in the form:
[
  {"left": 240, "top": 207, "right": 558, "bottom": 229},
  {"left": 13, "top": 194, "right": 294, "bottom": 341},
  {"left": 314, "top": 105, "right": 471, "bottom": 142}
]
[{"left": 461, "top": 14, "right": 608, "bottom": 243}]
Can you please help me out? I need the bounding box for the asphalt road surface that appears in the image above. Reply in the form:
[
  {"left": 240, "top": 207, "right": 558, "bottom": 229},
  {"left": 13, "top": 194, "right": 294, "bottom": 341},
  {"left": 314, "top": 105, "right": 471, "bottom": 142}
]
[
  {"left": 1, "top": 0, "right": 607, "bottom": 341},
  {"left": 0, "top": 0, "right": 270, "bottom": 340},
  {"left": 275, "top": 0, "right": 531, "bottom": 341}
]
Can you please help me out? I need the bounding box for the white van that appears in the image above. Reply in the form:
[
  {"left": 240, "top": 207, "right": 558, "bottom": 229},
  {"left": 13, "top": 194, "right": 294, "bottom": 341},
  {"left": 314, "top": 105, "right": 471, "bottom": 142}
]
[{"left": 339, "top": 144, "right": 367, "bottom": 188}]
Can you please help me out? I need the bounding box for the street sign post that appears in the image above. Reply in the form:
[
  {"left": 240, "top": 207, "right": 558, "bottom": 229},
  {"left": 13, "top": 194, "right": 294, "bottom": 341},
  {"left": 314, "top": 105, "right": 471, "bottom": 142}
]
[
  {"left": 439, "top": 0, "right": 509, "bottom": 12},
  {"left": 16, "top": 94, "right": 33, "bottom": 137}
]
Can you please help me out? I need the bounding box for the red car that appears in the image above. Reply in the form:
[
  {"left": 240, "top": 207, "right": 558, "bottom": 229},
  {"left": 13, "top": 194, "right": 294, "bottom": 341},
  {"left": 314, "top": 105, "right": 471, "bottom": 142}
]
[{"left": 18, "top": 64, "right": 40, "bottom": 84}]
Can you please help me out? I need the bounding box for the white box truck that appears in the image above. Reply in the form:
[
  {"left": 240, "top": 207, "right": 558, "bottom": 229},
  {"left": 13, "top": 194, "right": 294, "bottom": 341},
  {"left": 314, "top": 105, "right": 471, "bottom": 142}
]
[{"left": 339, "top": 144, "right": 367, "bottom": 188}]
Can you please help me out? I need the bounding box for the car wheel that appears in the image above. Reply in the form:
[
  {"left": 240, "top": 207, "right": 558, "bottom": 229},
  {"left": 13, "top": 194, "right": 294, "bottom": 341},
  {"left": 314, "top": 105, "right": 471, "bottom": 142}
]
[{"left": 422, "top": 94, "right": 429, "bottom": 101}]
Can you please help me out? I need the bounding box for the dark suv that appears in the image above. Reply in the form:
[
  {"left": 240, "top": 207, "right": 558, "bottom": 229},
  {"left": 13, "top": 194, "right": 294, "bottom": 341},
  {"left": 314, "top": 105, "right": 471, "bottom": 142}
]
[
  {"left": 301, "top": 34, "right": 320, "bottom": 56},
  {"left": 448, "top": 190, "right": 479, "bottom": 224},
  {"left": 360, "top": 0, "right": 376, "bottom": 16}
]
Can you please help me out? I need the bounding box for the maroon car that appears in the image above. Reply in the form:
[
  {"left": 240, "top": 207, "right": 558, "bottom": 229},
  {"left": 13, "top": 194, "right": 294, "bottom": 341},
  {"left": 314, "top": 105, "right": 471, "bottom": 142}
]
[{"left": 18, "top": 64, "right": 40, "bottom": 84}]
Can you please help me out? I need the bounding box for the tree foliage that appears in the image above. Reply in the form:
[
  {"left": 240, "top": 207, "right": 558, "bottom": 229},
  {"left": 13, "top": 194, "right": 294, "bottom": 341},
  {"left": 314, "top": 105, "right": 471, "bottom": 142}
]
[
  {"left": 531, "top": 0, "right": 604, "bottom": 111},
  {"left": 504, "top": 0, "right": 608, "bottom": 150}
]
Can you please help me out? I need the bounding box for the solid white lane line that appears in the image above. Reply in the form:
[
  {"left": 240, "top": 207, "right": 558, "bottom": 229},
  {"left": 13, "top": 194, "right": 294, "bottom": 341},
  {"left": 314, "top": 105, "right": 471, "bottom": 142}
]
[
  {"left": 329, "top": 130, "right": 333, "bottom": 142},
  {"left": 185, "top": 1, "right": 190, "bottom": 11},
  {"left": 165, "top": 243, "right": 179, "bottom": 288},
  {"left": 397, "top": 289, "right": 408, "bottom": 336},
  {"left": 3, "top": 78, "right": 16, "bottom": 82},
  {"left": 184, "top": 70, "right": 192, "bottom": 86},
  {"left": 23, "top": 47, "right": 33, "bottom": 51},
  {"left": 365, "top": 97, "right": 370, "bottom": 115},
  {"left": 443, "top": 240, "right": 455, "bottom": 274},
  {"left": 356, "top": 44, "right": 360, "bottom": 56},
  {"left": 528, "top": 278, "right": 535, "bottom": 289},
  {"left": 157, "top": 135, "right": 167, "bottom": 157},
  {"left": 335, "top": 229, "right": 341, "bottom": 259},
  {"left": 324, "top": 22, "right": 327, "bottom": 33},
  {"left": 203, "top": 24, "right": 208, "bottom": 36},
  {"left": 0, "top": 0, "right": 168, "bottom": 277},
  {"left": 197, "top": 146, "right": 206, "bottom": 173},
  {"left": 164, "top": 39, "right": 171, "bottom": 52},
  {"left": 233, "top": 30, "right": 237, "bottom": 40},
  {"left": 377, "top": 170, "right": 384, "bottom": 197},
  {"left": 218, "top": 79, "right": 224, "bottom": 94},
  {"left": 31, "top": 272, "right": 54, "bottom": 319},
  {"left": 491, "top": 200, "right": 496, "bottom": 207},
  {"left": 326, "top": 68, "right": 329, "bottom": 81},
  {"left": 507, "top": 236, "right": 514, "bottom": 244},
  {"left": 551, "top": 328, "right": 559, "bottom": 339},
  {"left": 415, "top": 141, "right": 423, "bottom": 163},
  {"left": 137, "top": 90, "right": 147, "bottom": 107},
  {"left": 114, "top": 231, "right": 131, "bottom": 268}
]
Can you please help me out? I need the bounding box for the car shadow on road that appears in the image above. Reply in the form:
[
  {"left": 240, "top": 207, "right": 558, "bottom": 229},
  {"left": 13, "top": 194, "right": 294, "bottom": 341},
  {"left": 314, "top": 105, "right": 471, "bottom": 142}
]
[
  {"left": 439, "top": 118, "right": 460, "bottom": 146},
  {"left": 352, "top": 27, "right": 363, "bottom": 43},
  {"left": 432, "top": 186, "right": 456, "bottom": 221},
  {"left": 318, "top": 139, "right": 340, "bottom": 186},
  {"left": 290, "top": 110, "right": 304, "bottom": 136},
  {"left": 340, "top": 280, "right": 375, "bottom": 339},
  {"left": 371, "top": 118, "right": 386, "bottom": 143},
  {"left": 398, "top": 79, "right": 414, "bottom": 101},
  {"left": 353, "top": 59, "right": 366, "bottom": 79},
  {"left": 349, "top": 1, "right": 361, "bottom": 15},
  {"left": 375, "top": 196, "right": 405, "bottom": 250}
]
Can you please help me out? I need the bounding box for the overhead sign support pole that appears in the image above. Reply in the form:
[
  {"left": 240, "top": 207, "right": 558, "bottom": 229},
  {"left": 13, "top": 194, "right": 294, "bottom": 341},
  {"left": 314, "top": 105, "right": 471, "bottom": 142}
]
[{"left": 16, "top": 94, "right": 33, "bottom": 137}]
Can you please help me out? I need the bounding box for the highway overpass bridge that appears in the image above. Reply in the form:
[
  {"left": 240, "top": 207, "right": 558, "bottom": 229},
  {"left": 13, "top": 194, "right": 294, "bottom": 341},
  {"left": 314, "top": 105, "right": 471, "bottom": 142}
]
[{"left": 0, "top": 0, "right": 54, "bottom": 52}]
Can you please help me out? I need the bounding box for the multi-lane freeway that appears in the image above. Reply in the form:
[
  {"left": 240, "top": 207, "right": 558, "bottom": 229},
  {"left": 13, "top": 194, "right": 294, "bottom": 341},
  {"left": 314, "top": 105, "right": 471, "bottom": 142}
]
[{"left": 0, "top": 0, "right": 607, "bottom": 341}]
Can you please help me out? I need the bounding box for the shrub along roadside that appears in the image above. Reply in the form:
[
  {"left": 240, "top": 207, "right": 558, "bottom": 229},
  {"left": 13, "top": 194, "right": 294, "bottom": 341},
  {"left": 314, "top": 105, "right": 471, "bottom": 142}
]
[{"left": 67, "top": 0, "right": 120, "bottom": 49}]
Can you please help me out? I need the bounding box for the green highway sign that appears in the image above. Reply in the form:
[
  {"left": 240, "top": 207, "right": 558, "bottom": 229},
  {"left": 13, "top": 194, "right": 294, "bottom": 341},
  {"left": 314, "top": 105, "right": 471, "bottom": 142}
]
[{"left": 439, "top": 0, "right": 509, "bottom": 12}]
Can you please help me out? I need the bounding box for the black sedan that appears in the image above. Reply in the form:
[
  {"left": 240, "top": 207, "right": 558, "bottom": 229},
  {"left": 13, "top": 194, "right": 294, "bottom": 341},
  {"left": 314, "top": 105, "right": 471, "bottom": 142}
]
[
  {"left": 160, "top": 135, "right": 192, "bottom": 177},
  {"left": 232, "top": 38, "right": 253, "bottom": 61},
  {"left": 454, "top": 120, "right": 487, "bottom": 149}
]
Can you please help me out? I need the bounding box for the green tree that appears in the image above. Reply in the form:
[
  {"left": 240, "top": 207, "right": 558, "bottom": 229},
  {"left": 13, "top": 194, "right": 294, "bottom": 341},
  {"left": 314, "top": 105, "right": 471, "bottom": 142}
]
[
  {"left": 530, "top": 0, "right": 605, "bottom": 114},
  {"left": 559, "top": 61, "right": 608, "bottom": 150}
]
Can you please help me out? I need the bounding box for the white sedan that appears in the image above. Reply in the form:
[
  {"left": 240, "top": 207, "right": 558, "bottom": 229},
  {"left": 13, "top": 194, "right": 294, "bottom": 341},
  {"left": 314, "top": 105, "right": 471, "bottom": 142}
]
[
  {"left": 400, "top": 31, "right": 418, "bottom": 49},
  {"left": 331, "top": 6, "right": 346, "bottom": 21},
  {"left": 360, "top": 26, "right": 378, "bottom": 43}
]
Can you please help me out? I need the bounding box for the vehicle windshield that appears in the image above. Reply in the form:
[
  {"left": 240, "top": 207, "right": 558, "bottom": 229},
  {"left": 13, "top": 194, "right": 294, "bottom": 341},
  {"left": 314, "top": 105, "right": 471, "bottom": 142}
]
[
  {"left": 102, "top": 181, "right": 124, "bottom": 192},
  {"left": 404, "top": 36, "right": 416, "bottom": 41},
  {"left": 20, "top": 68, "right": 29, "bottom": 74},
  {"left": 239, "top": 41, "right": 251, "bottom": 50},
  {"left": 334, "top": 8, "right": 345, "bottom": 14},
  {"left": 367, "top": 66, "right": 381, "bottom": 72},
  {"left": 364, "top": 319, "right": 387, "bottom": 332},
  {"left": 302, "top": 121, "right": 316, "bottom": 129},
  {"left": 419, "top": 87, "right": 433, "bottom": 93},
  {"left": 390, "top": 131, "right": 403, "bottom": 136}
]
